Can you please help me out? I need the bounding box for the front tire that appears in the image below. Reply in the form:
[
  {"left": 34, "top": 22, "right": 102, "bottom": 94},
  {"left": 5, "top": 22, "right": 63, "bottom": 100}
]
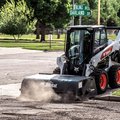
[
  {"left": 108, "top": 65, "right": 120, "bottom": 88},
  {"left": 53, "top": 63, "right": 68, "bottom": 74},
  {"left": 91, "top": 70, "right": 108, "bottom": 94},
  {"left": 53, "top": 67, "right": 60, "bottom": 74}
]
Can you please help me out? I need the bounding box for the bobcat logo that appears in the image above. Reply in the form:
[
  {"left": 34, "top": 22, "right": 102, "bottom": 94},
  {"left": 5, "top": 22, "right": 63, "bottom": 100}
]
[{"left": 74, "top": 67, "right": 79, "bottom": 73}]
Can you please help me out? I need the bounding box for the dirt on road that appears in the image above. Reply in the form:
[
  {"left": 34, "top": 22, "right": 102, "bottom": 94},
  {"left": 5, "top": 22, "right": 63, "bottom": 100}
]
[
  {"left": 1, "top": 96, "right": 120, "bottom": 120},
  {"left": 0, "top": 47, "right": 120, "bottom": 120}
]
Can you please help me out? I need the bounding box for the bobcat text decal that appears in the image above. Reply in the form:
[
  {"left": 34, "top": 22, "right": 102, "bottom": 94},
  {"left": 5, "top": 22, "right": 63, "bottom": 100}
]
[{"left": 101, "top": 46, "right": 113, "bottom": 60}]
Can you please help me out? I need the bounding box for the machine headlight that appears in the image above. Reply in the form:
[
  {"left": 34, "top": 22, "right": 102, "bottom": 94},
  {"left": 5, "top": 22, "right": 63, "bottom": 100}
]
[{"left": 78, "top": 82, "right": 82, "bottom": 88}]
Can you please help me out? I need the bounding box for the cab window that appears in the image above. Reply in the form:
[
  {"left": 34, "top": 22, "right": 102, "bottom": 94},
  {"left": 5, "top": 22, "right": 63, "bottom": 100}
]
[
  {"left": 100, "top": 29, "right": 107, "bottom": 45},
  {"left": 94, "top": 29, "right": 107, "bottom": 53}
]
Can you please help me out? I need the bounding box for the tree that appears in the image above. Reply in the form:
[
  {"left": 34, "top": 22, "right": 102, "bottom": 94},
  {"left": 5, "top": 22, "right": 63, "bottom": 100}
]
[
  {"left": 53, "top": 0, "right": 71, "bottom": 39},
  {"left": 79, "top": 0, "right": 120, "bottom": 25},
  {"left": 107, "top": 18, "right": 117, "bottom": 26},
  {"left": 0, "top": 18, "right": 28, "bottom": 39},
  {"left": 100, "top": 0, "right": 120, "bottom": 25},
  {"left": 88, "top": 0, "right": 97, "bottom": 10},
  {"left": 0, "top": 0, "right": 32, "bottom": 39},
  {"left": 24, "top": 0, "right": 59, "bottom": 42},
  {"left": 87, "top": 0, "right": 120, "bottom": 25},
  {"left": 25, "top": 0, "right": 71, "bottom": 42},
  {"left": 0, "top": 0, "right": 6, "bottom": 8}
]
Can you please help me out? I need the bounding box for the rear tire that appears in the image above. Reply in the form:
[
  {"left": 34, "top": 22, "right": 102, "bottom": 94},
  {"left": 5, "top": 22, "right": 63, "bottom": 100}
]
[
  {"left": 108, "top": 65, "right": 120, "bottom": 88},
  {"left": 91, "top": 70, "right": 108, "bottom": 94}
]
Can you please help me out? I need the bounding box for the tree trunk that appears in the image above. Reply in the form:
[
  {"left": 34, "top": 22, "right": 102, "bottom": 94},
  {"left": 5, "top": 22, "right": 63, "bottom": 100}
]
[
  {"left": 35, "top": 21, "right": 40, "bottom": 39},
  {"left": 13, "top": 35, "right": 16, "bottom": 41},
  {"left": 40, "top": 32, "right": 45, "bottom": 42},
  {"left": 36, "top": 34, "right": 40, "bottom": 39},
  {"left": 57, "top": 33, "right": 60, "bottom": 39},
  {"left": 57, "top": 29, "right": 60, "bottom": 39},
  {"left": 40, "top": 24, "right": 46, "bottom": 42}
]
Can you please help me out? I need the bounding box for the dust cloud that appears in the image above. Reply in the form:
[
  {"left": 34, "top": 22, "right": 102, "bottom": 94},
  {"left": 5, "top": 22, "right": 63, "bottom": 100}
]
[{"left": 17, "top": 81, "right": 61, "bottom": 102}]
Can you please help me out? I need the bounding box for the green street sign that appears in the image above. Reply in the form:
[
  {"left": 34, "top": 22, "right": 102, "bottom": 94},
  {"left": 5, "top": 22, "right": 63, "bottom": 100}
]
[
  {"left": 74, "top": 4, "right": 90, "bottom": 11},
  {"left": 70, "top": 9, "right": 91, "bottom": 16},
  {"left": 70, "top": 4, "right": 91, "bottom": 16}
]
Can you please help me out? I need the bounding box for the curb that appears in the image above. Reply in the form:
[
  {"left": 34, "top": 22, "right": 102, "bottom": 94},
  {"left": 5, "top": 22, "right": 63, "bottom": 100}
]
[
  {"left": 95, "top": 95, "right": 120, "bottom": 102},
  {"left": 94, "top": 88, "right": 120, "bottom": 102}
]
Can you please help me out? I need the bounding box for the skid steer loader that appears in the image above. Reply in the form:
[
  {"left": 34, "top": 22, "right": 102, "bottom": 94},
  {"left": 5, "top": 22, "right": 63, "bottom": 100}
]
[{"left": 20, "top": 25, "right": 120, "bottom": 101}]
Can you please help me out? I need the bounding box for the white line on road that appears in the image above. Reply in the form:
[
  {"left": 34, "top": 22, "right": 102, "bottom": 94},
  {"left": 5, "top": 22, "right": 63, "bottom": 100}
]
[{"left": 0, "top": 83, "right": 21, "bottom": 97}]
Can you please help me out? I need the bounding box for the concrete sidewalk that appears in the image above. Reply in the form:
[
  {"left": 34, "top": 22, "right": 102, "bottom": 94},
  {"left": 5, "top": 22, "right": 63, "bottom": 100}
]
[{"left": 0, "top": 47, "right": 41, "bottom": 55}]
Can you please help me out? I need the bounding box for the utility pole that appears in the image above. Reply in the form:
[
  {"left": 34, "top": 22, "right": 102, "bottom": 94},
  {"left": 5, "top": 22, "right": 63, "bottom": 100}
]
[
  {"left": 72, "top": 0, "right": 75, "bottom": 25},
  {"left": 72, "top": 0, "right": 82, "bottom": 25},
  {"left": 98, "top": 0, "right": 101, "bottom": 25}
]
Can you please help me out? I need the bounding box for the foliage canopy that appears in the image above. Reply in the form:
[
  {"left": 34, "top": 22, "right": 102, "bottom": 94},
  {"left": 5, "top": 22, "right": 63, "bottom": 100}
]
[
  {"left": 24, "top": 0, "right": 71, "bottom": 41},
  {"left": 0, "top": 0, "right": 33, "bottom": 39},
  {"left": 0, "top": 0, "right": 120, "bottom": 40}
]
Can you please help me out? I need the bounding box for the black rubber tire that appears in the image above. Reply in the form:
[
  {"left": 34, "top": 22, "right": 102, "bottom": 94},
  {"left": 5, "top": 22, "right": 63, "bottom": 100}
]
[
  {"left": 53, "top": 67, "right": 60, "bottom": 74},
  {"left": 108, "top": 65, "right": 120, "bottom": 88},
  {"left": 53, "top": 64, "right": 68, "bottom": 74},
  {"left": 91, "top": 70, "right": 108, "bottom": 94},
  {"left": 118, "top": 50, "right": 120, "bottom": 63}
]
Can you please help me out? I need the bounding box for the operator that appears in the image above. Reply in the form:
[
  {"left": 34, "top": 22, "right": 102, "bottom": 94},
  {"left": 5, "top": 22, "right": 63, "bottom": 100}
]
[{"left": 84, "top": 33, "right": 91, "bottom": 55}]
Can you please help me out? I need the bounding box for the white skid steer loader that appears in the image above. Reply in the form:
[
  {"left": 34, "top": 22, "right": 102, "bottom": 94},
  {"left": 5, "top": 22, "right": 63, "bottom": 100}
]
[{"left": 20, "top": 25, "right": 120, "bottom": 101}]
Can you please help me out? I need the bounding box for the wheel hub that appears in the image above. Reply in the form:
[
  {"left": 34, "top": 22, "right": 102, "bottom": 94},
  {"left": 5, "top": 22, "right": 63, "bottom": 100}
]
[
  {"left": 116, "top": 70, "right": 120, "bottom": 84},
  {"left": 100, "top": 74, "right": 107, "bottom": 90}
]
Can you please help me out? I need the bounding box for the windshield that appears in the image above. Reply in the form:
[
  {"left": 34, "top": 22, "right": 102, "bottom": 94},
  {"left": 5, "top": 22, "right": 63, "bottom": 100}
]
[{"left": 68, "top": 30, "right": 90, "bottom": 64}]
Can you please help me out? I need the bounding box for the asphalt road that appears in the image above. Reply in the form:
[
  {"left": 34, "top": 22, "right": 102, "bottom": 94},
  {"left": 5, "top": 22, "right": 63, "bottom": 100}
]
[
  {"left": 0, "top": 47, "right": 120, "bottom": 120},
  {"left": 0, "top": 47, "right": 61, "bottom": 85}
]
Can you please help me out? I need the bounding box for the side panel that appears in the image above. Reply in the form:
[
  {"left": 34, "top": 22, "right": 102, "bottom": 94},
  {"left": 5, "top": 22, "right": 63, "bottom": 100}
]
[{"left": 85, "top": 31, "right": 120, "bottom": 76}]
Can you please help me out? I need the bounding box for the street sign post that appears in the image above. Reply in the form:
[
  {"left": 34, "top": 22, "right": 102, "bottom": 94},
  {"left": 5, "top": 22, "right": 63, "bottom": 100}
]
[{"left": 70, "top": 4, "right": 91, "bottom": 25}]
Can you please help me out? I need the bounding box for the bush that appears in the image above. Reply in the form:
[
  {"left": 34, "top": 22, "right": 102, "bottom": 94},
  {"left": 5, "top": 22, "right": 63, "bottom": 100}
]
[
  {"left": 0, "top": 18, "right": 27, "bottom": 39},
  {"left": 0, "top": 0, "right": 34, "bottom": 39}
]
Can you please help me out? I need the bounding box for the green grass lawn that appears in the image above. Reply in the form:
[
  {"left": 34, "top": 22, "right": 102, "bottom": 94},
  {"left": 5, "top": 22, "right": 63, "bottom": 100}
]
[
  {"left": 107, "top": 34, "right": 117, "bottom": 40},
  {"left": 0, "top": 33, "right": 65, "bottom": 41},
  {"left": 112, "top": 89, "right": 120, "bottom": 96},
  {"left": 0, "top": 34, "right": 65, "bottom": 51},
  {"left": 0, "top": 32, "right": 116, "bottom": 51}
]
